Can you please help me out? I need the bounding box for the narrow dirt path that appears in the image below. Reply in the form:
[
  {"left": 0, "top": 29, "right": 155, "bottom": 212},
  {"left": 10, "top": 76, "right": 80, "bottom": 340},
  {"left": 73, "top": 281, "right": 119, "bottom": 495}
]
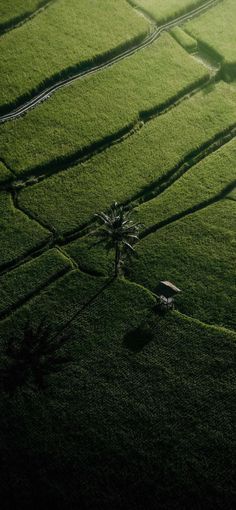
[
  {"left": 0, "top": 0, "right": 56, "bottom": 37},
  {"left": 0, "top": 0, "right": 219, "bottom": 124}
]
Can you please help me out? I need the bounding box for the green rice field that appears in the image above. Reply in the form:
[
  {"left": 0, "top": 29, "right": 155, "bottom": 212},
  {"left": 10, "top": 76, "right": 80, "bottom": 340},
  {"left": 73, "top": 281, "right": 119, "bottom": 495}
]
[
  {"left": 133, "top": 0, "right": 207, "bottom": 23},
  {"left": 0, "top": 33, "right": 209, "bottom": 173},
  {"left": 186, "top": 0, "right": 236, "bottom": 78},
  {"left": 0, "top": 1, "right": 235, "bottom": 509},
  {"left": 0, "top": 0, "right": 49, "bottom": 30},
  {"left": 0, "top": 0, "right": 148, "bottom": 109}
]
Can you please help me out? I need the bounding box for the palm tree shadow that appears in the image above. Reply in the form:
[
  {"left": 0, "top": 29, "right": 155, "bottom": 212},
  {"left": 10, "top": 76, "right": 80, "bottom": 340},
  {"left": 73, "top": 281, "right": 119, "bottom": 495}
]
[
  {"left": 0, "top": 323, "right": 72, "bottom": 394},
  {"left": 0, "top": 278, "right": 115, "bottom": 393},
  {"left": 57, "top": 276, "right": 116, "bottom": 340}
]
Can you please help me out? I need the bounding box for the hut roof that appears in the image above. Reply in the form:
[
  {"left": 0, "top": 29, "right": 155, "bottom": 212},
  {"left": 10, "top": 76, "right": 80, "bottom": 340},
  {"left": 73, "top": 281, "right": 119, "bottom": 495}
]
[{"left": 155, "top": 281, "right": 181, "bottom": 298}]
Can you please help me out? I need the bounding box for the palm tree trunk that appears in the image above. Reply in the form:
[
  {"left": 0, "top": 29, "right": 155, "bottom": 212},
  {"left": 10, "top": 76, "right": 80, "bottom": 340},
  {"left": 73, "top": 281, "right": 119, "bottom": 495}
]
[{"left": 114, "top": 243, "right": 120, "bottom": 277}]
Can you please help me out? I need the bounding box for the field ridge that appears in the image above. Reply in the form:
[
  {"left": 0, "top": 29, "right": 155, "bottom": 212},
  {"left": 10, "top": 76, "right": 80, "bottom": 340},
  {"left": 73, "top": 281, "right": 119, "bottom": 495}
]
[
  {"left": 0, "top": 0, "right": 219, "bottom": 123},
  {"left": 8, "top": 74, "right": 214, "bottom": 188},
  {"left": 1, "top": 126, "right": 235, "bottom": 288},
  {"left": 139, "top": 180, "right": 236, "bottom": 240},
  {"left": 0, "top": 0, "right": 55, "bottom": 36}
]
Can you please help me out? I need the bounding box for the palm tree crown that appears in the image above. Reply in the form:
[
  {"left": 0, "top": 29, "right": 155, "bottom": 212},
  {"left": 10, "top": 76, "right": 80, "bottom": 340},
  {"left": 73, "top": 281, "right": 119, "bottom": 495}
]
[{"left": 94, "top": 202, "right": 141, "bottom": 276}]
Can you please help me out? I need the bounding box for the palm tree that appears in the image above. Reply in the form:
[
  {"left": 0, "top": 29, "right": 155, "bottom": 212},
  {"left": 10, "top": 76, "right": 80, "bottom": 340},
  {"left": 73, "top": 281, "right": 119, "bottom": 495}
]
[{"left": 94, "top": 202, "right": 141, "bottom": 276}]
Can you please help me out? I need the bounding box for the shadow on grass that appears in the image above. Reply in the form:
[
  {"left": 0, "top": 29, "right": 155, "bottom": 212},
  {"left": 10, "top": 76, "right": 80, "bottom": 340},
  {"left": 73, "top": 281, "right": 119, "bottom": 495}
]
[
  {"left": 56, "top": 276, "right": 115, "bottom": 339},
  {"left": 0, "top": 322, "right": 72, "bottom": 393},
  {"left": 123, "top": 325, "right": 154, "bottom": 352},
  {"left": 0, "top": 277, "right": 115, "bottom": 393},
  {"left": 123, "top": 305, "right": 167, "bottom": 353}
]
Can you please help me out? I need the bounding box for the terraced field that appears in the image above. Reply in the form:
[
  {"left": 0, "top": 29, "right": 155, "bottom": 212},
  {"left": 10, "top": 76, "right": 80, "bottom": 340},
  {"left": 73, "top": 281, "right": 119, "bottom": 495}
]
[
  {"left": 0, "top": 0, "right": 52, "bottom": 34},
  {"left": 133, "top": 0, "right": 211, "bottom": 22},
  {"left": 186, "top": 0, "right": 236, "bottom": 78},
  {"left": 0, "top": 1, "right": 235, "bottom": 509}
]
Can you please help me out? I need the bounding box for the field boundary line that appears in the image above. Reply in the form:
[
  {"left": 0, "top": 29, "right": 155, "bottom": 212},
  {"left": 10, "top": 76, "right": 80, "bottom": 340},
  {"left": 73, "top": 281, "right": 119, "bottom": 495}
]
[
  {"left": 0, "top": 256, "right": 73, "bottom": 322},
  {"left": 139, "top": 180, "right": 236, "bottom": 240},
  {"left": 0, "top": 0, "right": 57, "bottom": 37},
  {"left": 126, "top": 0, "right": 220, "bottom": 26},
  {"left": 1, "top": 263, "right": 234, "bottom": 339},
  {"left": 2, "top": 126, "right": 235, "bottom": 281},
  {"left": 0, "top": 0, "right": 220, "bottom": 123},
  {"left": 173, "top": 310, "right": 236, "bottom": 338},
  {"left": 7, "top": 74, "right": 217, "bottom": 190},
  {"left": 125, "top": 124, "right": 236, "bottom": 210},
  {"left": 11, "top": 189, "right": 57, "bottom": 237},
  {"left": 0, "top": 126, "right": 235, "bottom": 277}
]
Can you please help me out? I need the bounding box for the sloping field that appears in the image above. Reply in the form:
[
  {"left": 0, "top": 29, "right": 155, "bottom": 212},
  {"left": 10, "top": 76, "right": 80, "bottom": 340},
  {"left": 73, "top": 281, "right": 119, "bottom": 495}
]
[
  {"left": 0, "top": 161, "right": 12, "bottom": 185},
  {"left": 133, "top": 0, "right": 208, "bottom": 22},
  {"left": 17, "top": 82, "right": 236, "bottom": 235},
  {"left": 0, "top": 0, "right": 148, "bottom": 109},
  {"left": 0, "top": 33, "right": 209, "bottom": 175},
  {"left": 0, "top": 0, "right": 48, "bottom": 31},
  {"left": 186, "top": 0, "right": 236, "bottom": 78},
  {"left": 129, "top": 200, "right": 236, "bottom": 329},
  {"left": 133, "top": 138, "right": 236, "bottom": 229},
  {"left": 64, "top": 138, "right": 236, "bottom": 280},
  {"left": 0, "top": 0, "right": 235, "bottom": 508},
  {"left": 0, "top": 248, "right": 72, "bottom": 319},
  {"left": 170, "top": 26, "right": 198, "bottom": 52},
  {"left": 0, "top": 269, "right": 235, "bottom": 508},
  {"left": 0, "top": 191, "right": 50, "bottom": 270}
]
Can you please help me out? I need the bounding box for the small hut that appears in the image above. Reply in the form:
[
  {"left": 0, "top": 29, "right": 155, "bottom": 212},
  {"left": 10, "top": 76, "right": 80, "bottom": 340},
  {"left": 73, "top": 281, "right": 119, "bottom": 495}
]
[{"left": 155, "top": 280, "right": 181, "bottom": 309}]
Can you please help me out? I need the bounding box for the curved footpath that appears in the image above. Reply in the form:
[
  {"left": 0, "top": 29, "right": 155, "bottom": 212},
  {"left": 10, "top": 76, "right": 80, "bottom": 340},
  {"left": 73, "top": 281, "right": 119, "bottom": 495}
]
[
  {"left": 0, "top": 0, "right": 55, "bottom": 37},
  {"left": 0, "top": 0, "right": 219, "bottom": 124}
]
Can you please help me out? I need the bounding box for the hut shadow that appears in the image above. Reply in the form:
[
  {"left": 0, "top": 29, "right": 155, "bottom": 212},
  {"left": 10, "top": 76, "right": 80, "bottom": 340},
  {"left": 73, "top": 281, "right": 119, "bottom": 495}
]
[
  {"left": 123, "top": 325, "right": 154, "bottom": 353},
  {"left": 123, "top": 301, "right": 171, "bottom": 353}
]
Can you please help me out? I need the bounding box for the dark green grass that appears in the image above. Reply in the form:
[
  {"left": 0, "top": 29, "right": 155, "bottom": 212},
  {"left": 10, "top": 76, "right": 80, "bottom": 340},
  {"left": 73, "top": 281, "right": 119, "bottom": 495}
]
[
  {"left": 0, "top": 268, "right": 235, "bottom": 509},
  {"left": 0, "top": 0, "right": 45, "bottom": 27},
  {"left": 18, "top": 82, "right": 236, "bottom": 235},
  {"left": 133, "top": 0, "right": 207, "bottom": 23},
  {"left": 186, "top": 0, "right": 236, "bottom": 79},
  {"left": 65, "top": 138, "right": 236, "bottom": 276},
  {"left": 0, "top": 0, "right": 148, "bottom": 109},
  {"left": 0, "top": 248, "right": 72, "bottom": 318},
  {"left": 133, "top": 138, "right": 236, "bottom": 229},
  {"left": 0, "top": 161, "right": 12, "bottom": 185},
  {"left": 170, "top": 27, "right": 198, "bottom": 52},
  {"left": 129, "top": 200, "right": 236, "bottom": 329},
  {"left": 0, "top": 191, "right": 51, "bottom": 269},
  {"left": 0, "top": 34, "right": 209, "bottom": 174},
  {"left": 64, "top": 140, "right": 236, "bottom": 327}
]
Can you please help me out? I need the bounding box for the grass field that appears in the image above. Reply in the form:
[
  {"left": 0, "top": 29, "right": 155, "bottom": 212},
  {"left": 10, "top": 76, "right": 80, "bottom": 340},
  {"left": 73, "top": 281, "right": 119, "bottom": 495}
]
[
  {"left": 0, "top": 0, "right": 48, "bottom": 29},
  {"left": 0, "top": 0, "right": 148, "bottom": 110},
  {"left": 0, "top": 161, "right": 12, "bottom": 185},
  {"left": 170, "top": 26, "right": 198, "bottom": 52},
  {"left": 133, "top": 0, "right": 207, "bottom": 23},
  {"left": 17, "top": 82, "right": 236, "bottom": 235},
  {"left": 63, "top": 141, "right": 236, "bottom": 329},
  {"left": 133, "top": 137, "right": 236, "bottom": 229},
  {"left": 64, "top": 138, "right": 236, "bottom": 281},
  {"left": 186, "top": 0, "right": 236, "bottom": 79},
  {"left": 0, "top": 0, "right": 235, "bottom": 508},
  {"left": 0, "top": 191, "right": 50, "bottom": 270},
  {"left": 0, "top": 33, "right": 209, "bottom": 175},
  {"left": 0, "top": 270, "right": 235, "bottom": 508},
  {"left": 0, "top": 248, "right": 72, "bottom": 318},
  {"left": 129, "top": 200, "right": 236, "bottom": 329}
]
